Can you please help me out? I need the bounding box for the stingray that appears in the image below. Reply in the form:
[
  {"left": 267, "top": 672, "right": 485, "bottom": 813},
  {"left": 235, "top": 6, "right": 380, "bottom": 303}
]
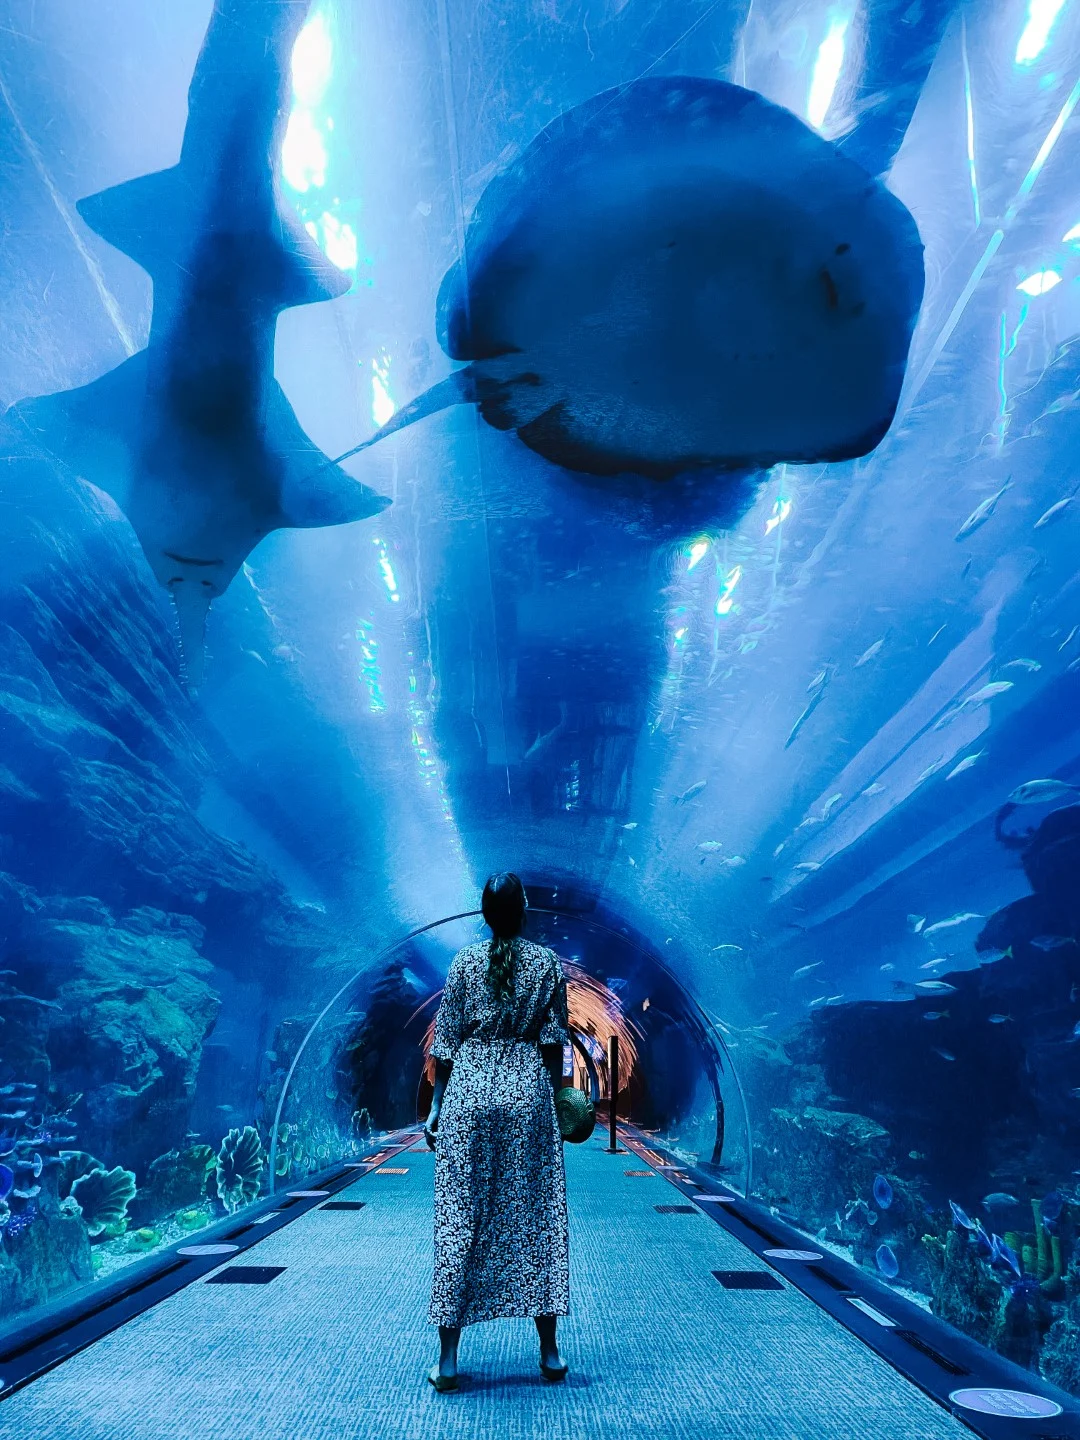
[
  {"left": 5, "top": 0, "right": 389, "bottom": 687},
  {"left": 336, "top": 76, "right": 924, "bottom": 489}
]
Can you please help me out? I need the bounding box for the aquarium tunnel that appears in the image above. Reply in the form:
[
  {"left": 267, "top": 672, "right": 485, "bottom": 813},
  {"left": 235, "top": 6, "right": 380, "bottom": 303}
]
[{"left": 2, "top": 0, "right": 1080, "bottom": 1434}]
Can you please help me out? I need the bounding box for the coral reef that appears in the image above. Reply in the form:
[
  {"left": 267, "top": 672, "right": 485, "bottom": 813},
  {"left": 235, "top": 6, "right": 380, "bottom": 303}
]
[{"left": 1041, "top": 1255, "right": 1080, "bottom": 1393}]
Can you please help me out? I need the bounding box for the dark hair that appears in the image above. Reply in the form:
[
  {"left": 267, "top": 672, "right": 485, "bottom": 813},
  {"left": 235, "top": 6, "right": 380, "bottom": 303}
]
[{"left": 482, "top": 872, "right": 527, "bottom": 1005}]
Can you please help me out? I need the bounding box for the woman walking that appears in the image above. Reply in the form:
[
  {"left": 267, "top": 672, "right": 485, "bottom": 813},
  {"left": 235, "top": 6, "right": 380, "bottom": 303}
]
[{"left": 424, "top": 872, "right": 571, "bottom": 1391}]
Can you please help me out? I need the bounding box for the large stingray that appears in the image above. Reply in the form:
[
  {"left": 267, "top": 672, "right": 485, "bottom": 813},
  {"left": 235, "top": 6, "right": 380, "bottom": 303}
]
[
  {"left": 337, "top": 76, "right": 924, "bottom": 485},
  {"left": 6, "top": 0, "right": 389, "bottom": 687}
]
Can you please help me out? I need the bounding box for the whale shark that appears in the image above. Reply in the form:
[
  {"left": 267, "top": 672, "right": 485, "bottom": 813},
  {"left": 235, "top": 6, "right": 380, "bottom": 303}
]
[
  {"left": 334, "top": 77, "right": 924, "bottom": 494},
  {"left": 6, "top": 0, "right": 389, "bottom": 687}
]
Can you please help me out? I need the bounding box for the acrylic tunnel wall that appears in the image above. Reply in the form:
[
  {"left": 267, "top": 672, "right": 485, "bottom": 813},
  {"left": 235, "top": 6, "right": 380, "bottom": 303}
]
[{"left": 1, "top": 0, "right": 1080, "bottom": 1406}]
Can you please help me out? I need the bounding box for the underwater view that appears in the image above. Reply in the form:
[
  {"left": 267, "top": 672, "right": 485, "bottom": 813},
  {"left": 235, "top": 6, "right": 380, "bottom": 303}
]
[{"left": 2, "top": 0, "right": 1080, "bottom": 1430}]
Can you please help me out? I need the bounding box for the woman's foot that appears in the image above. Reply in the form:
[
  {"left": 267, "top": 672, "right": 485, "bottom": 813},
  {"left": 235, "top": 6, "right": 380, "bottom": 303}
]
[
  {"left": 535, "top": 1313, "right": 567, "bottom": 1379},
  {"left": 539, "top": 1353, "right": 568, "bottom": 1381},
  {"left": 427, "top": 1364, "right": 458, "bottom": 1393}
]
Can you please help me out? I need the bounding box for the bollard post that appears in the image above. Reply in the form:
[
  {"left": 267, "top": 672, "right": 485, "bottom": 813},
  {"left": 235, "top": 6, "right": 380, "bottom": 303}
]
[{"left": 607, "top": 1033, "right": 620, "bottom": 1152}]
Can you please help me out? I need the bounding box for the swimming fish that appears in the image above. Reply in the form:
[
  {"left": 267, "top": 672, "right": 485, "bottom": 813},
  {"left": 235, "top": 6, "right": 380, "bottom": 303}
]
[
  {"left": 792, "top": 963, "right": 823, "bottom": 979},
  {"left": 863, "top": 782, "right": 886, "bottom": 796},
  {"left": 982, "top": 1193, "right": 1019, "bottom": 1209},
  {"left": 946, "top": 752, "right": 984, "bottom": 780},
  {"left": 880, "top": 963, "right": 896, "bottom": 973},
  {"left": 786, "top": 669, "right": 832, "bottom": 749},
  {"left": 922, "top": 1009, "right": 949, "bottom": 1020},
  {"left": 918, "top": 958, "right": 948, "bottom": 970},
  {"left": 1030, "top": 935, "right": 1075, "bottom": 951},
  {"left": 915, "top": 980, "right": 957, "bottom": 994},
  {"left": 1004, "top": 658, "right": 1041, "bottom": 672},
  {"left": 908, "top": 915, "right": 926, "bottom": 933},
  {"left": 1035, "top": 496, "right": 1072, "bottom": 528},
  {"left": 855, "top": 639, "right": 884, "bottom": 668},
  {"left": 675, "top": 781, "right": 708, "bottom": 805},
  {"left": 955, "top": 481, "right": 1010, "bottom": 541},
  {"left": 987, "top": 1014, "right": 1012, "bottom": 1024},
  {"left": 697, "top": 840, "right": 724, "bottom": 853},
  {"left": 873, "top": 1175, "right": 893, "bottom": 1209},
  {"left": 990, "top": 1233, "right": 1023, "bottom": 1278},
  {"left": 794, "top": 861, "right": 822, "bottom": 872},
  {"left": 923, "top": 912, "right": 983, "bottom": 937},
  {"left": 875, "top": 1243, "right": 900, "bottom": 1279},
  {"left": 932, "top": 1047, "right": 956, "bottom": 1061},
  {"left": 711, "top": 943, "right": 744, "bottom": 953},
  {"left": 1008, "top": 779, "right": 1080, "bottom": 806},
  {"left": 5, "top": 0, "right": 391, "bottom": 687},
  {"left": 333, "top": 77, "right": 924, "bottom": 491},
  {"left": 962, "top": 681, "right": 1014, "bottom": 706},
  {"left": 621, "top": 821, "right": 639, "bottom": 830},
  {"left": 949, "top": 1200, "right": 976, "bottom": 1230}
]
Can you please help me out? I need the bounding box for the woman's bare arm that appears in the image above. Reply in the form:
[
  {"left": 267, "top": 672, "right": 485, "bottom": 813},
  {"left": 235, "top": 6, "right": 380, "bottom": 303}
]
[{"left": 425, "top": 1057, "right": 453, "bottom": 1147}]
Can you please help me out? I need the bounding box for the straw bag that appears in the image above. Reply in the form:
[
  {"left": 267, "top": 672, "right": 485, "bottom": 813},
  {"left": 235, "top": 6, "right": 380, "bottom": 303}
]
[{"left": 554, "top": 1085, "right": 595, "bottom": 1144}]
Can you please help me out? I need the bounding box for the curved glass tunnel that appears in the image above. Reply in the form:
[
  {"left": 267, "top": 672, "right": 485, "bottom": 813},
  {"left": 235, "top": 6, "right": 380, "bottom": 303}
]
[{"left": 1, "top": 0, "right": 1080, "bottom": 1432}]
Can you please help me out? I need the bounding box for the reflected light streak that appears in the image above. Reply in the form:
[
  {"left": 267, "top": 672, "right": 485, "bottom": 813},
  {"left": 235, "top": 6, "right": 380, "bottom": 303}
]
[
  {"left": 1016, "top": 0, "right": 1069, "bottom": 64},
  {"left": 808, "top": 10, "right": 852, "bottom": 129},
  {"left": 961, "top": 18, "right": 981, "bottom": 228}
]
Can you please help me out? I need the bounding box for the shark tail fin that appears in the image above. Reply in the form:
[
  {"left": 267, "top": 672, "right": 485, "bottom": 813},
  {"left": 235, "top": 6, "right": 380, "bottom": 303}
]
[
  {"left": 331, "top": 366, "right": 480, "bottom": 466},
  {"left": 78, "top": 171, "right": 349, "bottom": 306}
]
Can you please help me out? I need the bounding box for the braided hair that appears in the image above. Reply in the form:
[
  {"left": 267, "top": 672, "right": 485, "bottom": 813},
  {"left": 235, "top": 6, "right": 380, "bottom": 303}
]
[{"left": 481, "top": 872, "right": 527, "bottom": 1006}]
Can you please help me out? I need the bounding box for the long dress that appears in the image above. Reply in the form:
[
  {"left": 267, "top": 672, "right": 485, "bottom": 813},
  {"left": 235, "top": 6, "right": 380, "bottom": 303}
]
[{"left": 428, "top": 937, "right": 570, "bottom": 1328}]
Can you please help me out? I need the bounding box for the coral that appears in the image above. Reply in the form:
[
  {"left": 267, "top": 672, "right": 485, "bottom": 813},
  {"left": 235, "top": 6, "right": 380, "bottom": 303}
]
[
  {"left": 758, "top": 1105, "right": 890, "bottom": 1230},
  {"left": 215, "top": 1126, "right": 265, "bottom": 1214},
  {"left": 126, "top": 1227, "right": 161, "bottom": 1252},
  {"left": 1041, "top": 1255, "right": 1080, "bottom": 1393},
  {"left": 924, "top": 1228, "right": 1007, "bottom": 1349},
  {"left": 131, "top": 1144, "right": 215, "bottom": 1224},
  {"left": 69, "top": 1165, "right": 137, "bottom": 1238}
]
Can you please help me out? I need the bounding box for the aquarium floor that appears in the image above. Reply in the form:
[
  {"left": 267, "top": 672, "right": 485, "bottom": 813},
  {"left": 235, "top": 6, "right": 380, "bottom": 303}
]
[{"left": 3, "top": 1140, "right": 974, "bottom": 1440}]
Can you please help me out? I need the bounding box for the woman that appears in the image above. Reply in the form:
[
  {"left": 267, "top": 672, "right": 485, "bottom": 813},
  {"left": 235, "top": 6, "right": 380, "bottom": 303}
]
[{"left": 424, "top": 872, "right": 570, "bottom": 1392}]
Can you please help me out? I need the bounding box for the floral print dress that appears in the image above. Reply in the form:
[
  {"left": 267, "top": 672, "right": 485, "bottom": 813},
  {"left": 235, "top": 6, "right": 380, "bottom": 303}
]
[{"left": 428, "top": 938, "right": 570, "bottom": 1328}]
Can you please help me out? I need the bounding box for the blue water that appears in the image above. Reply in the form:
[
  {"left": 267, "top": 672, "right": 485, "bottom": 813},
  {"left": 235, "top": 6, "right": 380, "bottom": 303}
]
[{"left": 0, "top": 0, "right": 1078, "bottom": 1397}]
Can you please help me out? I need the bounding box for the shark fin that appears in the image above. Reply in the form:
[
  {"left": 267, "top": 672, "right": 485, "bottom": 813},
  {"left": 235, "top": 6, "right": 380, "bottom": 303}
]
[
  {"left": 6, "top": 354, "right": 146, "bottom": 511},
  {"left": 78, "top": 170, "right": 349, "bottom": 307},
  {"left": 330, "top": 366, "right": 481, "bottom": 466},
  {"left": 268, "top": 382, "right": 392, "bottom": 529}
]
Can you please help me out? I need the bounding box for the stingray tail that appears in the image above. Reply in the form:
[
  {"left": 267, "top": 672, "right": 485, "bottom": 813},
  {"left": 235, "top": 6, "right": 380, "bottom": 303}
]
[{"left": 331, "top": 366, "right": 479, "bottom": 466}]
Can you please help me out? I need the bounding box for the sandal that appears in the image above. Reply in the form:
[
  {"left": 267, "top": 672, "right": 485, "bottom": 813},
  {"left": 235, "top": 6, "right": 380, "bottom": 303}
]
[
  {"left": 540, "top": 1360, "right": 569, "bottom": 1382},
  {"left": 427, "top": 1364, "right": 459, "bottom": 1393}
]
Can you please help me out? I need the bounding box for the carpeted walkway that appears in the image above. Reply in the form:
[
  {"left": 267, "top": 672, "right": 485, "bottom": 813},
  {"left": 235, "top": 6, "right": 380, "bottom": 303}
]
[{"left": 3, "top": 1140, "right": 972, "bottom": 1440}]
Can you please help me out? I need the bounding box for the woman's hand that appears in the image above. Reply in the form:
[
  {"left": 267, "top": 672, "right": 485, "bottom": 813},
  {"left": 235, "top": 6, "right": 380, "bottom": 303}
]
[{"left": 424, "top": 1106, "right": 440, "bottom": 1149}]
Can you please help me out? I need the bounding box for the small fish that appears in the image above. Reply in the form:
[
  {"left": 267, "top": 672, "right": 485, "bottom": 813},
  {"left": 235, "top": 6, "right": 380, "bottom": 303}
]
[
  {"left": 622, "top": 822, "right": 638, "bottom": 830},
  {"left": 794, "top": 861, "right": 821, "bottom": 872},
  {"left": 873, "top": 1175, "right": 893, "bottom": 1210},
  {"left": 697, "top": 841, "right": 724, "bottom": 853},
  {"left": 962, "top": 680, "right": 1014, "bottom": 706},
  {"left": 711, "top": 943, "right": 743, "bottom": 953},
  {"left": 674, "top": 781, "right": 707, "bottom": 805},
  {"left": 950, "top": 1200, "right": 976, "bottom": 1230},
  {"left": 916, "top": 980, "right": 957, "bottom": 994},
  {"left": 809, "top": 995, "right": 830, "bottom": 1007},
  {"left": 908, "top": 915, "right": 926, "bottom": 933},
  {"left": 879, "top": 962, "right": 896, "bottom": 973},
  {"left": 855, "top": 639, "right": 884, "bottom": 668},
  {"left": 982, "top": 1192, "right": 1019, "bottom": 1209},
  {"left": 946, "top": 751, "right": 984, "bottom": 780},
  {"left": 987, "top": 1014, "right": 1012, "bottom": 1024},
  {"left": 908, "top": 1150, "right": 926, "bottom": 1161},
  {"left": 792, "top": 963, "right": 823, "bottom": 979},
  {"left": 932, "top": 1047, "right": 956, "bottom": 1061},
  {"left": 955, "top": 481, "right": 1010, "bottom": 540},
  {"left": 916, "top": 758, "right": 948, "bottom": 785},
  {"left": 1008, "top": 779, "right": 1080, "bottom": 806},
  {"left": 922, "top": 1010, "right": 950, "bottom": 1021},
  {"left": 773, "top": 842, "right": 786, "bottom": 858},
  {"left": 1004, "top": 658, "right": 1041, "bottom": 673},
  {"left": 1031, "top": 935, "right": 1075, "bottom": 951},
  {"left": 820, "top": 792, "right": 843, "bottom": 818},
  {"left": 923, "top": 912, "right": 983, "bottom": 937},
  {"left": 991, "top": 1234, "right": 1023, "bottom": 1278},
  {"left": 875, "top": 1243, "right": 899, "bottom": 1279},
  {"left": 1058, "top": 626, "right": 1078, "bottom": 651},
  {"left": 919, "top": 958, "right": 948, "bottom": 970},
  {"left": 863, "top": 782, "right": 885, "bottom": 796},
  {"left": 642, "top": 998, "right": 650, "bottom": 1011},
  {"left": 718, "top": 855, "right": 746, "bottom": 871},
  {"left": 1035, "top": 496, "right": 1072, "bottom": 528}
]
